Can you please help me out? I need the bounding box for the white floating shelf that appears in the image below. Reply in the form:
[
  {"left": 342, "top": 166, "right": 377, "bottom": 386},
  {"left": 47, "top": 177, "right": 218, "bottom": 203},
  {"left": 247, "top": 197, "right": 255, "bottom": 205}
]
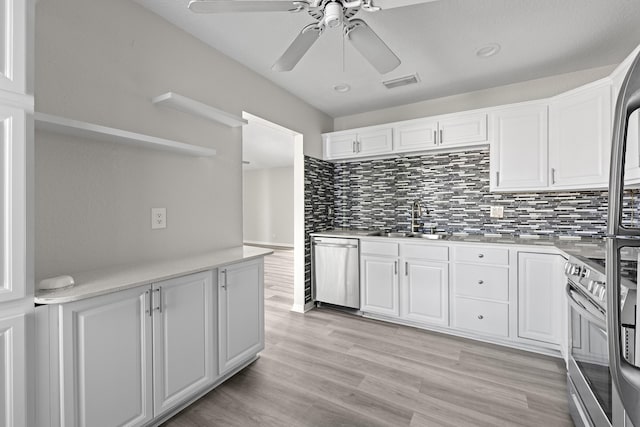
[
  {"left": 151, "top": 92, "right": 248, "bottom": 128},
  {"left": 34, "top": 113, "right": 217, "bottom": 157}
]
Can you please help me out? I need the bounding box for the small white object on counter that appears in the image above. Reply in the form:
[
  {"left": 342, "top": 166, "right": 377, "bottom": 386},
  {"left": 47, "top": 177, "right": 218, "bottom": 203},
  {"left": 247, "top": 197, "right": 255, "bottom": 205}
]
[{"left": 39, "top": 275, "right": 75, "bottom": 290}]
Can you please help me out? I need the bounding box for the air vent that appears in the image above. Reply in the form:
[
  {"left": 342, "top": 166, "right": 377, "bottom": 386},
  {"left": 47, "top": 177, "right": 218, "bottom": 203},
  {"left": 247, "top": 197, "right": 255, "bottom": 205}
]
[{"left": 382, "top": 74, "right": 420, "bottom": 89}]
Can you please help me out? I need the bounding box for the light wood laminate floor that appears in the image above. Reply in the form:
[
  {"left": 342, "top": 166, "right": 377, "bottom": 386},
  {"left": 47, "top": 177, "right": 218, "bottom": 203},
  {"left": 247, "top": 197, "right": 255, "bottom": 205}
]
[{"left": 164, "top": 249, "right": 572, "bottom": 426}]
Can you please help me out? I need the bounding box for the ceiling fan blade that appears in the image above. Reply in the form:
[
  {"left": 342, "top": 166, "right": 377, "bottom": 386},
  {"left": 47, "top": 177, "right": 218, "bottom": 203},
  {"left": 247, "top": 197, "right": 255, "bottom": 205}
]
[
  {"left": 188, "top": 0, "right": 300, "bottom": 13},
  {"left": 345, "top": 19, "right": 400, "bottom": 74},
  {"left": 272, "top": 25, "right": 321, "bottom": 72},
  {"left": 369, "top": 0, "right": 439, "bottom": 9}
]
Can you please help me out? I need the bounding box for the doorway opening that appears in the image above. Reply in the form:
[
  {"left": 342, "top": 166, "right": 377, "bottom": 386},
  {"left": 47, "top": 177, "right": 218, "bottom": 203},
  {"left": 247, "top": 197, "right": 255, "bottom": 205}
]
[{"left": 242, "top": 112, "right": 306, "bottom": 312}]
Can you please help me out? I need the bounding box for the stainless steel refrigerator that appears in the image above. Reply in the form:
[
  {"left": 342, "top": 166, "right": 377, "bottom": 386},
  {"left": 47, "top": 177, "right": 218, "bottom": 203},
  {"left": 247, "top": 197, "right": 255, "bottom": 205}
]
[{"left": 608, "top": 48, "right": 640, "bottom": 427}]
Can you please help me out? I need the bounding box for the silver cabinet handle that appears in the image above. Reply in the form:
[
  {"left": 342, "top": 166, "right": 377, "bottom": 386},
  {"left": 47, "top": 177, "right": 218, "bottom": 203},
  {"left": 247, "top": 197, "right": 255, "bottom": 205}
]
[
  {"left": 477, "top": 315, "right": 484, "bottom": 320},
  {"left": 439, "top": 129, "right": 443, "bottom": 145},
  {"left": 357, "top": 141, "right": 361, "bottom": 152},
  {"left": 405, "top": 261, "right": 408, "bottom": 276},
  {"left": 145, "top": 290, "right": 152, "bottom": 317},
  {"left": 478, "top": 253, "right": 484, "bottom": 258},
  {"left": 433, "top": 130, "right": 437, "bottom": 145},
  {"left": 495, "top": 171, "right": 500, "bottom": 186},
  {"left": 221, "top": 269, "right": 227, "bottom": 290},
  {"left": 478, "top": 280, "right": 484, "bottom": 284},
  {"left": 551, "top": 168, "right": 556, "bottom": 184},
  {"left": 394, "top": 261, "right": 398, "bottom": 275},
  {"left": 153, "top": 287, "right": 162, "bottom": 313},
  {"left": 352, "top": 141, "right": 356, "bottom": 153}
]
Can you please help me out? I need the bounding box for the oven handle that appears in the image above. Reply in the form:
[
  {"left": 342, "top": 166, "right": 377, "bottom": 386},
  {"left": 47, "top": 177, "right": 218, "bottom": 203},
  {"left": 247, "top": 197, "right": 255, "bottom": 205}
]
[{"left": 566, "top": 283, "right": 607, "bottom": 332}]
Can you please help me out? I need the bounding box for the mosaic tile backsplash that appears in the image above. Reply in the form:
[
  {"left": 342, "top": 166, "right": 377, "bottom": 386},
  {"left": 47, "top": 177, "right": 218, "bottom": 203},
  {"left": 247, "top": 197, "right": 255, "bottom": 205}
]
[
  {"left": 304, "top": 156, "right": 335, "bottom": 303},
  {"left": 333, "top": 148, "right": 622, "bottom": 236}
]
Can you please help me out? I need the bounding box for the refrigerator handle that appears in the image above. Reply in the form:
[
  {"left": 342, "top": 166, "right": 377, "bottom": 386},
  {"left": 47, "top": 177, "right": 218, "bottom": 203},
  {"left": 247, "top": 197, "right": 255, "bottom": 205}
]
[{"left": 608, "top": 238, "right": 640, "bottom": 426}]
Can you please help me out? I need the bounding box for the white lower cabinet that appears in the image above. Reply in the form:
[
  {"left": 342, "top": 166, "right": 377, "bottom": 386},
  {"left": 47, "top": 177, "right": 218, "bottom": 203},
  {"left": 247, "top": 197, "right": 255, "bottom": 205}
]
[
  {"left": 454, "top": 297, "right": 509, "bottom": 337},
  {"left": 46, "top": 259, "right": 265, "bottom": 427},
  {"left": 0, "top": 312, "right": 27, "bottom": 427},
  {"left": 218, "top": 259, "right": 264, "bottom": 375},
  {"left": 517, "top": 252, "right": 565, "bottom": 346},
  {"left": 401, "top": 260, "right": 449, "bottom": 326},
  {"left": 361, "top": 255, "right": 400, "bottom": 317},
  {"left": 152, "top": 271, "right": 215, "bottom": 417},
  {"left": 59, "top": 286, "right": 154, "bottom": 427}
]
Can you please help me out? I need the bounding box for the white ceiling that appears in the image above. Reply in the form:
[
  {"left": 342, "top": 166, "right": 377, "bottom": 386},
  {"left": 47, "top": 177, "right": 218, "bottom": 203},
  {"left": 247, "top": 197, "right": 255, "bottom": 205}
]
[
  {"left": 136, "top": 0, "right": 640, "bottom": 118},
  {"left": 242, "top": 115, "right": 295, "bottom": 170}
]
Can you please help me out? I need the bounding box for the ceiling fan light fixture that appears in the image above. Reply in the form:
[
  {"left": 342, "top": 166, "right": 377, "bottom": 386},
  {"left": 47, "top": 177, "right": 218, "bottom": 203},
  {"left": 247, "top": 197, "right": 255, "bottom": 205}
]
[{"left": 324, "top": 2, "right": 344, "bottom": 28}]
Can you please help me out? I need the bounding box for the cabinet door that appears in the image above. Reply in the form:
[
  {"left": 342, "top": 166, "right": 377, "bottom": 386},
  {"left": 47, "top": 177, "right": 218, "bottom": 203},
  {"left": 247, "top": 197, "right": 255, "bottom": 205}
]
[
  {"left": 323, "top": 132, "right": 358, "bottom": 160},
  {"left": 0, "top": 0, "right": 28, "bottom": 95},
  {"left": 438, "top": 113, "right": 488, "bottom": 147},
  {"left": 490, "top": 104, "right": 548, "bottom": 191},
  {"left": 518, "top": 252, "right": 565, "bottom": 345},
  {"left": 401, "top": 260, "right": 448, "bottom": 326},
  {"left": 60, "top": 286, "right": 153, "bottom": 427},
  {"left": 394, "top": 118, "right": 438, "bottom": 153},
  {"left": 361, "top": 255, "right": 399, "bottom": 317},
  {"left": 219, "top": 259, "right": 264, "bottom": 375},
  {"left": 549, "top": 81, "right": 612, "bottom": 189},
  {"left": 357, "top": 127, "right": 393, "bottom": 157},
  {"left": 0, "top": 106, "right": 26, "bottom": 303},
  {"left": 152, "top": 271, "right": 215, "bottom": 417},
  {"left": 0, "top": 313, "right": 26, "bottom": 427}
]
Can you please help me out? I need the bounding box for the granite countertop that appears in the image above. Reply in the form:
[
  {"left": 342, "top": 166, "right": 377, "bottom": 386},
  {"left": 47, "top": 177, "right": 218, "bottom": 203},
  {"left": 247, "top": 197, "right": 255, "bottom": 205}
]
[
  {"left": 35, "top": 245, "right": 273, "bottom": 305},
  {"left": 310, "top": 229, "right": 606, "bottom": 258}
]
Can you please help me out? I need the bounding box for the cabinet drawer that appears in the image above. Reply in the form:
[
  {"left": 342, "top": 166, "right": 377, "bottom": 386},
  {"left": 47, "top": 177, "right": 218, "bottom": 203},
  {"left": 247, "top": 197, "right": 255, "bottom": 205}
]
[
  {"left": 454, "top": 297, "right": 509, "bottom": 337},
  {"left": 454, "top": 264, "right": 509, "bottom": 301},
  {"left": 454, "top": 246, "right": 509, "bottom": 265},
  {"left": 361, "top": 240, "right": 399, "bottom": 256},
  {"left": 401, "top": 243, "right": 448, "bottom": 261}
]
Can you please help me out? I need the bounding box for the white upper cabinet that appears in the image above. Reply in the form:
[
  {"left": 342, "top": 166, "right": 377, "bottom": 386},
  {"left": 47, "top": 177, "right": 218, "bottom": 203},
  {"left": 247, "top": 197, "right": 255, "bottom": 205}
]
[
  {"left": 490, "top": 103, "right": 548, "bottom": 191},
  {"left": 549, "top": 80, "right": 612, "bottom": 190},
  {"left": 438, "top": 112, "right": 488, "bottom": 148},
  {"left": 393, "top": 118, "right": 438, "bottom": 153},
  {"left": 323, "top": 127, "right": 392, "bottom": 160},
  {"left": 0, "top": 0, "right": 29, "bottom": 96},
  {"left": 0, "top": 105, "right": 26, "bottom": 304}
]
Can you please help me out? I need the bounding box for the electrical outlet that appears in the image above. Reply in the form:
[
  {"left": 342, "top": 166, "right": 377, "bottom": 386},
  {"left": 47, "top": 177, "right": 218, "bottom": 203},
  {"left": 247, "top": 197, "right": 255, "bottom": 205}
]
[
  {"left": 151, "top": 207, "right": 166, "bottom": 229},
  {"left": 490, "top": 206, "right": 504, "bottom": 219}
]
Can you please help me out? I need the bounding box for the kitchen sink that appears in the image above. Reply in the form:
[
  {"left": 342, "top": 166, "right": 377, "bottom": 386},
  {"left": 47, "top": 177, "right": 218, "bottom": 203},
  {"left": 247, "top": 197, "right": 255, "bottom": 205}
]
[{"left": 409, "top": 233, "right": 447, "bottom": 240}]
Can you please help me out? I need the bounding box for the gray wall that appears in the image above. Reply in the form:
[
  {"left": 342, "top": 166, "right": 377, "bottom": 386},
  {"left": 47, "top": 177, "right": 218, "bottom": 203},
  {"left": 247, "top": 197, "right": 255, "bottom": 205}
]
[
  {"left": 334, "top": 65, "right": 615, "bottom": 130},
  {"left": 243, "top": 167, "right": 294, "bottom": 246},
  {"left": 34, "top": 0, "right": 332, "bottom": 279}
]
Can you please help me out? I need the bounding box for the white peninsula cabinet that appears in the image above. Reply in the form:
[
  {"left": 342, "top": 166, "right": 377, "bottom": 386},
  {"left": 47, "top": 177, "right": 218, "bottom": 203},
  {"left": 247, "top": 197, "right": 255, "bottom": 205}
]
[
  {"left": 36, "top": 252, "right": 268, "bottom": 427},
  {"left": 218, "top": 259, "right": 264, "bottom": 375},
  {"left": 58, "top": 271, "right": 214, "bottom": 427}
]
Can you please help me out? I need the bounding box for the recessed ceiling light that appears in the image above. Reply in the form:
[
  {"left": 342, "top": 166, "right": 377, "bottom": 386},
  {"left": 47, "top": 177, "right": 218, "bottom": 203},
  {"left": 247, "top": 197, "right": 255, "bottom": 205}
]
[
  {"left": 333, "top": 83, "right": 351, "bottom": 93},
  {"left": 476, "top": 43, "right": 501, "bottom": 58}
]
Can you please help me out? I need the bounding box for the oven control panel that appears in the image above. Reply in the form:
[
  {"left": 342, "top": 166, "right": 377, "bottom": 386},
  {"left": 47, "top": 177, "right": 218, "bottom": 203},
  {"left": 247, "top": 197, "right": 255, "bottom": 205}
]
[{"left": 565, "top": 258, "right": 607, "bottom": 306}]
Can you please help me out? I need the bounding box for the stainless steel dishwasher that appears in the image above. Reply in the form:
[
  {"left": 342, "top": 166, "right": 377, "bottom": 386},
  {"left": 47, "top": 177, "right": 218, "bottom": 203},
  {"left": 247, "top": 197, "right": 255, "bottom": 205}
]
[{"left": 312, "top": 236, "right": 360, "bottom": 309}]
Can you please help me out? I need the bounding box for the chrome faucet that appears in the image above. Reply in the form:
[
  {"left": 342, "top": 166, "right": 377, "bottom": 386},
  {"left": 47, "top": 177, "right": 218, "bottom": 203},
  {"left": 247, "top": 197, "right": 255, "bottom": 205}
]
[{"left": 411, "top": 201, "right": 422, "bottom": 233}]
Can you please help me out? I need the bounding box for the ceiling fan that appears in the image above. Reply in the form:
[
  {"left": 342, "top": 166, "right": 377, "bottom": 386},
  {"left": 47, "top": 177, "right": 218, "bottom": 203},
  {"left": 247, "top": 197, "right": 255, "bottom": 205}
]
[{"left": 187, "top": 0, "right": 437, "bottom": 74}]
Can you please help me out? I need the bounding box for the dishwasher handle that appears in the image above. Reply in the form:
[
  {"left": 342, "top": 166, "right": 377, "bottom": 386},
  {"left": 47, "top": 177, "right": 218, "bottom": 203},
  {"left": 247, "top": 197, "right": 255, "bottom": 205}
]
[{"left": 313, "top": 242, "right": 358, "bottom": 249}]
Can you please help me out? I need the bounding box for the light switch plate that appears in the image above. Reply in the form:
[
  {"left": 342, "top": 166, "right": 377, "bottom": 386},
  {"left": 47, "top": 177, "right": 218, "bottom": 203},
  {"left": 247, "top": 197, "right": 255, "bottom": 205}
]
[
  {"left": 151, "top": 207, "right": 166, "bottom": 229},
  {"left": 490, "top": 206, "right": 504, "bottom": 219}
]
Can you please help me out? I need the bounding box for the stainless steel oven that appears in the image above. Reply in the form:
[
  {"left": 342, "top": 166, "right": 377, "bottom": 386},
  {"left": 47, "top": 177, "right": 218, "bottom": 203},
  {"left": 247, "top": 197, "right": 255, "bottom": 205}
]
[{"left": 565, "top": 255, "right": 637, "bottom": 427}]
